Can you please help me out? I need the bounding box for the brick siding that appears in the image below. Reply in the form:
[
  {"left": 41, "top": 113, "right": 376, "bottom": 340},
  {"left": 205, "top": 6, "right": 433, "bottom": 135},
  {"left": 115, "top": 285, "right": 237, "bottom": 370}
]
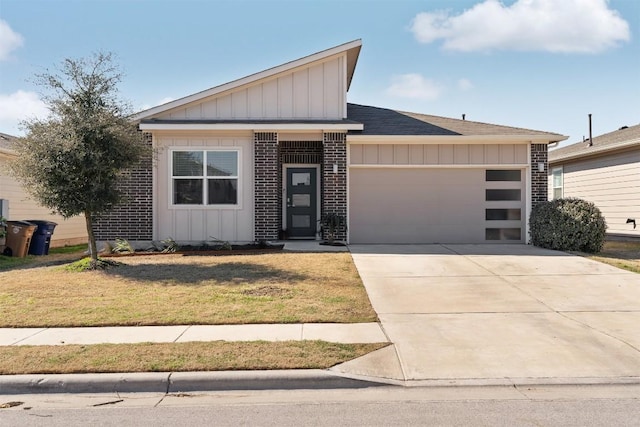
[
  {"left": 93, "top": 132, "right": 153, "bottom": 241},
  {"left": 531, "top": 143, "right": 548, "bottom": 209},
  {"left": 322, "top": 132, "right": 347, "bottom": 241},
  {"left": 254, "top": 132, "right": 279, "bottom": 241}
]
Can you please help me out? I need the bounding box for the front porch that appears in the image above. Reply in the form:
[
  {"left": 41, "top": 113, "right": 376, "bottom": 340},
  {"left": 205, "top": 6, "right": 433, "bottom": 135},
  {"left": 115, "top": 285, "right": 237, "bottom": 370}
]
[{"left": 254, "top": 132, "right": 348, "bottom": 242}]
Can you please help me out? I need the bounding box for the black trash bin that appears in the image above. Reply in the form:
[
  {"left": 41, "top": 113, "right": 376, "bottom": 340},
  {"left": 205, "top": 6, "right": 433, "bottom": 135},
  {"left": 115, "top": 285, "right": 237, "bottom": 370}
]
[{"left": 27, "top": 220, "right": 58, "bottom": 255}]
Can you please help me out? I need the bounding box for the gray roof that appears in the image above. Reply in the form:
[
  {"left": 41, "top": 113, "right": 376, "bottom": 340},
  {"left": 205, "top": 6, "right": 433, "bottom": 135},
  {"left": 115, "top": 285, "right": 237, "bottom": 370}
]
[
  {"left": 0, "top": 132, "right": 17, "bottom": 153},
  {"left": 141, "top": 103, "right": 566, "bottom": 141},
  {"left": 549, "top": 123, "right": 640, "bottom": 163},
  {"left": 347, "top": 103, "right": 566, "bottom": 139}
]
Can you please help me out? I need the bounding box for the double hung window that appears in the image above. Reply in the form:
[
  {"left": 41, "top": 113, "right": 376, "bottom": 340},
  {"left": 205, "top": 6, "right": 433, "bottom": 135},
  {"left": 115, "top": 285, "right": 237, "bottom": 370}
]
[
  {"left": 172, "top": 150, "right": 239, "bottom": 206},
  {"left": 552, "top": 167, "right": 563, "bottom": 199}
]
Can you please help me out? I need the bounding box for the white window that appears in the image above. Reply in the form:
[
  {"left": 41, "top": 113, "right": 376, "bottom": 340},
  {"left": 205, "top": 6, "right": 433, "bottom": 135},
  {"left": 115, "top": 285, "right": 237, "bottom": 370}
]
[
  {"left": 552, "top": 166, "right": 563, "bottom": 199},
  {"left": 171, "top": 150, "right": 239, "bottom": 206}
]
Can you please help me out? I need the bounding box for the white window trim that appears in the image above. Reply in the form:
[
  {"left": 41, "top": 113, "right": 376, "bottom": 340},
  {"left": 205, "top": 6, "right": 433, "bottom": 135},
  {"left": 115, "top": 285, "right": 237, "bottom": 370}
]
[
  {"left": 552, "top": 166, "right": 563, "bottom": 199},
  {"left": 169, "top": 147, "right": 242, "bottom": 210}
]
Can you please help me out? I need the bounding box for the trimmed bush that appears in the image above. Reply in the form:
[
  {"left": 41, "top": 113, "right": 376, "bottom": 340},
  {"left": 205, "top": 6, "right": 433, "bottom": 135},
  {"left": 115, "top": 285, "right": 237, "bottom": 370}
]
[{"left": 529, "top": 198, "right": 606, "bottom": 253}]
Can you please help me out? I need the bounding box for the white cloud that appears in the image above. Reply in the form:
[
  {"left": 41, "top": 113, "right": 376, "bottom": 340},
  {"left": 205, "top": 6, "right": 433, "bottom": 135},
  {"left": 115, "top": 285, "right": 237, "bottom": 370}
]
[
  {"left": 0, "top": 20, "right": 24, "bottom": 61},
  {"left": 411, "top": 0, "right": 630, "bottom": 53},
  {"left": 0, "top": 90, "right": 49, "bottom": 135},
  {"left": 386, "top": 73, "right": 443, "bottom": 100},
  {"left": 458, "top": 78, "right": 474, "bottom": 91}
]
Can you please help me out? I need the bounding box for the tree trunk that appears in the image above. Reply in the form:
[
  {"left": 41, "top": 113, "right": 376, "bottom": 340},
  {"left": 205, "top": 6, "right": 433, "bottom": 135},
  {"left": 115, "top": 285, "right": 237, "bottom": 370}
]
[{"left": 84, "top": 210, "right": 98, "bottom": 263}]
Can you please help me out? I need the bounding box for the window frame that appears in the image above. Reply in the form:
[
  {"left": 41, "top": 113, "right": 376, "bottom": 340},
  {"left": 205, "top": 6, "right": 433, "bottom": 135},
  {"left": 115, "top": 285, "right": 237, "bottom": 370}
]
[
  {"left": 551, "top": 166, "right": 563, "bottom": 199},
  {"left": 169, "top": 147, "right": 242, "bottom": 209}
]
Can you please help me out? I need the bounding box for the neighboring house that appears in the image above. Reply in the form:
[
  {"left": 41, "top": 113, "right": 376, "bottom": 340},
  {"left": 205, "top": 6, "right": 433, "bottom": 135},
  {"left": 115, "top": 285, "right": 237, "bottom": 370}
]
[
  {"left": 0, "top": 132, "right": 88, "bottom": 247},
  {"left": 93, "top": 40, "right": 566, "bottom": 245},
  {"left": 549, "top": 124, "right": 640, "bottom": 239}
]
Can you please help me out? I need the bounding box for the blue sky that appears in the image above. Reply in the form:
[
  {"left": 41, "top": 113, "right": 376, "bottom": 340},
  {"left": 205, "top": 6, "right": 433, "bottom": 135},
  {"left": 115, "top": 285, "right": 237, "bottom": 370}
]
[{"left": 0, "top": 0, "right": 638, "bottom": 147}]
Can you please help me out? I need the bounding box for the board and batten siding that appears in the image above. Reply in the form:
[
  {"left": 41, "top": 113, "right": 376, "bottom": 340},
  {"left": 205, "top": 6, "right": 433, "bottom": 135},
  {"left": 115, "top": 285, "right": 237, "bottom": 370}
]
[
  {"left": 158, "top": 56, "right": 346, "bottom": 121},
  {"left": 0, "top": 155, "right": 88, "bottom": 247},
  {"left": 154, "top": 134, "right": 254, "bottom": 243},
  {"left": 557, "top": 149, "right": 640, "bottom": 237},
  {"left": 349, "top": 143, "right": 529, "bottom": 166}
]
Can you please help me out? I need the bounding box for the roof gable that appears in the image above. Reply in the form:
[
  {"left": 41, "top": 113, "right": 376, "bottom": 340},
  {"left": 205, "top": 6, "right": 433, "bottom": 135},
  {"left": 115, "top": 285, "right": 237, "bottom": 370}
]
[{"left": 134, "top": 40, "right": 362, "bottom": 122}]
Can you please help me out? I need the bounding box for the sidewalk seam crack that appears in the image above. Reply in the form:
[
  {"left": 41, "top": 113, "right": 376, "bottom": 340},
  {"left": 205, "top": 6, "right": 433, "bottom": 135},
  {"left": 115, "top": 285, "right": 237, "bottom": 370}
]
[
  {"left": 560, "top": 312, "right": 640, "bottom": 354},
  {"left": 10, "top": 328, "right": 49, "bottom": 346},
  {"left": 173, "top": 326, "right": 190, "bottom": 343}
]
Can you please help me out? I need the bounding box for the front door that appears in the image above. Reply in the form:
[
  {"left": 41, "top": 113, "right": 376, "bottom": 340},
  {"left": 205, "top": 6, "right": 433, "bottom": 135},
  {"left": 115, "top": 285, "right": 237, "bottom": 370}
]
[{"left": 286, "top": 167, "right": 317, "bottom": 238}]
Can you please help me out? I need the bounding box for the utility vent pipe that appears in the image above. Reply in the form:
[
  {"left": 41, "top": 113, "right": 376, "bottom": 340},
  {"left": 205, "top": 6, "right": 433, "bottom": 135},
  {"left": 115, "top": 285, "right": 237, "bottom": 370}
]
[{"left": 588, "top": 113, "right": 593, "bottom": 147}]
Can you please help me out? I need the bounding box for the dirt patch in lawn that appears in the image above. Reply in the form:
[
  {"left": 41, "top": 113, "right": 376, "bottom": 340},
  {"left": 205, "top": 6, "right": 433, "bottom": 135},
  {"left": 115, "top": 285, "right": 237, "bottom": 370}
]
[
  {"left": 0, "top": 252, "right": 377, "bottom": 327},
  {"left": 0, "top": 341, "right": 388, "bottom": 375}
]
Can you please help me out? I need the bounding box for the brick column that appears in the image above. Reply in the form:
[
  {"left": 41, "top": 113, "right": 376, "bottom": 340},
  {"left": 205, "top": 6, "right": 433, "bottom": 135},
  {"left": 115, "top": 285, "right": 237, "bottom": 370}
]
[
  {"left": 93, "top": 132, "right": 153, "bottom": 241},
  {"left": 322, "top": 132, "right": 347, "bottom": 241},
  {"left": 531, "top": 143, "right": 548, "bottom": 208},
  {"left": 254, "top": 132, "right": 279, "bottom": 241}
]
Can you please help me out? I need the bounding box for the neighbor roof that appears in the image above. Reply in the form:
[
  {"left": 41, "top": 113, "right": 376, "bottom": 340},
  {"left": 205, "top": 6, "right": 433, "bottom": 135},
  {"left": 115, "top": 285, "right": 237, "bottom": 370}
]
[
  {"left": 0, "top": 132, "right": 16, "bottom": 155},
  {"left": 347, "top": 104, "right": 567, "bottom": 141},
  {"left": 549, "top": 123, "right": 640, "bottom": 163}
]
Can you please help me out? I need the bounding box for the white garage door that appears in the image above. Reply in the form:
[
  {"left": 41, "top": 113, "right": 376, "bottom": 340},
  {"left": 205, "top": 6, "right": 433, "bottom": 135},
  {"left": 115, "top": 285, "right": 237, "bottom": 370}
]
[{"left": 348, "top": 168, "right": 525, "bottom": 244}]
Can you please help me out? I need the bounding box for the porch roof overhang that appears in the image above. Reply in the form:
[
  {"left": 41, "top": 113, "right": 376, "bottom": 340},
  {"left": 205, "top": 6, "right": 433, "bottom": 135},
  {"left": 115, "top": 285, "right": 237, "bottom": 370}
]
[{"left": 138, "top": 119, "right": 364, "bottom": 132}]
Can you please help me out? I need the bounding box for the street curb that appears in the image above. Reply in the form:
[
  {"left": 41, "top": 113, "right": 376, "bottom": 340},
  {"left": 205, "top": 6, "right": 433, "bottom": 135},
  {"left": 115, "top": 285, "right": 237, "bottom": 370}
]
[
  {"left": 0, "top": 370, "right": 385, "bottom": 395},
  {"left": 3, "top": 371, "right": 639, "bottom": 395}
]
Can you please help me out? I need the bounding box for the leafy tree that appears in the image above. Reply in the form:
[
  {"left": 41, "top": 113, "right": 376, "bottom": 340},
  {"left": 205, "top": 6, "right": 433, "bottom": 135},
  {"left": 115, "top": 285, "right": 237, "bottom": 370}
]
[{"left": 10, "top": 53, "right": 148, "bottom": 267}]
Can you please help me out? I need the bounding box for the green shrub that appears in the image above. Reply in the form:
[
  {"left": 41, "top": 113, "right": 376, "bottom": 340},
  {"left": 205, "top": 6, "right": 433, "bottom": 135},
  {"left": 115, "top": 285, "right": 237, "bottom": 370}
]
[{"left": 529, "top": 198, "right": 606, "bottom": 253}]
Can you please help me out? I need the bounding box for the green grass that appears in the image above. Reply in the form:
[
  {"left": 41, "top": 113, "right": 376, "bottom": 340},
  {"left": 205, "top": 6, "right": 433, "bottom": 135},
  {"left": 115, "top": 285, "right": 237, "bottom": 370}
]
[
  {"left": 0, "top": 244, "right": 87, "bottom": 271},
  {"left": 577, "top": 240, "right": 640, "bottom": 274},
  {"left": 0, "top": 341, "right": 388, "bottom": 374},
  {"left": 0, "top": 252, "right": 377, "bottom": 327},
  {"left": 49, "top": 244, "right": 87, "bottom": 254}
]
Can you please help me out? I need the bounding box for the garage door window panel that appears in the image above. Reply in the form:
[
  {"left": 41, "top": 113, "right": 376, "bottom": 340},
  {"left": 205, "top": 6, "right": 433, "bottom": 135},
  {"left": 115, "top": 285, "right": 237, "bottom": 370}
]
[
  {"left": 486, "top": 228, "right": 521, "bottom": 241},
  {"left": 486, "top": 189, "right": 521, "bottom": 201},
  {"left": 486, "top": 170, "right": 521, "bottom": 181},
  {"left": 486, "top": 208, "right": 521, "bottom": 221}
]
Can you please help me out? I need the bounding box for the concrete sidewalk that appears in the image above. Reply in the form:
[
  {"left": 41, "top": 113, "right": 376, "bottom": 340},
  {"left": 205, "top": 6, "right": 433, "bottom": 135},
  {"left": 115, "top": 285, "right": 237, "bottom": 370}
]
[
  {"left": 0, "top": 322, "right": 389, "bottom": 394},
  {"left": 0, "top": 323, "right": 387, "bottom": 346}
]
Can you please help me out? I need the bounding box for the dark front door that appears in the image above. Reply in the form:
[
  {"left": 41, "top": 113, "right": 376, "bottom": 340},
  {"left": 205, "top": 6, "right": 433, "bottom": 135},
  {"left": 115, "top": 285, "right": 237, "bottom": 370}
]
[{"left": 286, "top": 167, "right": 317, "bottom": 238}]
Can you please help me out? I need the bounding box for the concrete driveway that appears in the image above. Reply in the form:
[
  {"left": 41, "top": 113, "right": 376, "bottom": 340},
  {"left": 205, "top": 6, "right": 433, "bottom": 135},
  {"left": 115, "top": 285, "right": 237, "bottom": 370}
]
[{"left": 333, "top": 244, "right": 640, "bottom": 386}]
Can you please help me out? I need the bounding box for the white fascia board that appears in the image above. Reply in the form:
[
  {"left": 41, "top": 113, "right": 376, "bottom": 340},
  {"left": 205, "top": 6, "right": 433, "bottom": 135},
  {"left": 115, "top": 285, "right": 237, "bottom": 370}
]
[
  {"left": 549, "top": 138, "right": 640, "bottom": 164},
  {"left": 347, "top": 134, "right": 564, "bottom": 144},
  {"left": 134, "top": 40, "right": 363, "bottom": 121},
  {"left": 139, "top": 123, "right": 364, "bottom": 131}
]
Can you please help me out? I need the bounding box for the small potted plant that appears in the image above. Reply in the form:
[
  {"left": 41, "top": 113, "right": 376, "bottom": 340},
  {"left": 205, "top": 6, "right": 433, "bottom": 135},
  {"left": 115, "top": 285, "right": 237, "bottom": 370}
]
[{"left": 320, "top": 213, "right": 347, "bottom": 246}]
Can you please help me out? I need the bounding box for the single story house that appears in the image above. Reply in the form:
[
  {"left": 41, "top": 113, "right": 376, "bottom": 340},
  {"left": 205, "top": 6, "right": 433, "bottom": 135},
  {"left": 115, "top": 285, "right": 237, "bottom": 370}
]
[
  {"left": 549, "top": 123, "right": 640, "bottom": 239},
  {"left": 94, "top": 39, "right": 566, "bottom": 245},
  {"left": 0, "top": 132, "right": 88, "bottom": 247}
]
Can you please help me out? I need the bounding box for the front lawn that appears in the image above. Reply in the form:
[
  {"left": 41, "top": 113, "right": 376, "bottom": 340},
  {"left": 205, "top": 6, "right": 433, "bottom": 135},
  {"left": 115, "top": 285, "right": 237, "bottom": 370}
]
[
  {"left": 581, "top": 240, "right": 640, "bottom": 273},
  {"left": 0, "top": 252, "right": 377, "bottom": 327}
]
